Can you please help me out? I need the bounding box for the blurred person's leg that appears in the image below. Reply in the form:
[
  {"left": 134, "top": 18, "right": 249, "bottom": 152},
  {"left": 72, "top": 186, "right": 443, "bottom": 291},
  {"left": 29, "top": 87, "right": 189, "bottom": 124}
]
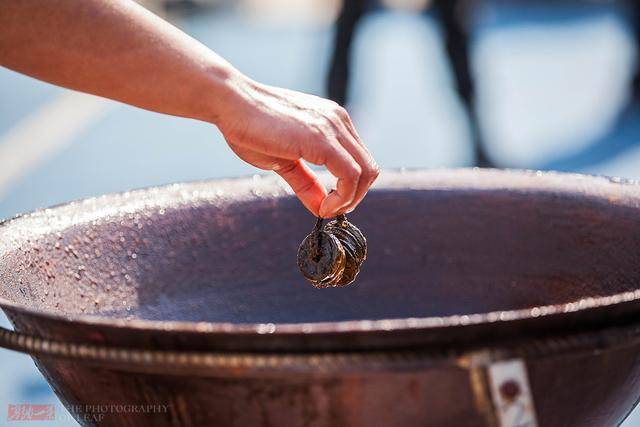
[
  {"left": 327, "top": 0, "right": 370, "bottom": 106},
  {"left": 529, "top": 2, "right": 639, "bottom": 172},
  {"left": 631, "top": 0, "right": 640, "bottom": 101},
  {"left": 328, "top": 0, "right": 486, "bottom": 166},
  {"left": 432, "top": 0, "right": 493, "bottom": 167}
]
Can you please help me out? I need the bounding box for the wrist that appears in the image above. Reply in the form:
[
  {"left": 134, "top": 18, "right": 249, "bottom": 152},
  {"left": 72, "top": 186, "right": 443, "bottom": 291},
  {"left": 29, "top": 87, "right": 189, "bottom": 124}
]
[{"left": 199, "top": 63, "right": 254, "bottom": 128}]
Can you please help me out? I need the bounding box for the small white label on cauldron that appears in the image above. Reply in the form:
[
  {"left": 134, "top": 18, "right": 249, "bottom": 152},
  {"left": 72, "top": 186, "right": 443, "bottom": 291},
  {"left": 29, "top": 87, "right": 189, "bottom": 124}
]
[{"left": 487, "top": 359, "right": 538, "bottom": 427}]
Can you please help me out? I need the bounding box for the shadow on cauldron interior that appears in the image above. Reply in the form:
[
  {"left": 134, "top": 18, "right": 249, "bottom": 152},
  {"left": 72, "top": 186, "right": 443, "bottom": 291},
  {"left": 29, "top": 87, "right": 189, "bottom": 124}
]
[{"left": 3, "top": 185, "right": 639, "bottom": 325}]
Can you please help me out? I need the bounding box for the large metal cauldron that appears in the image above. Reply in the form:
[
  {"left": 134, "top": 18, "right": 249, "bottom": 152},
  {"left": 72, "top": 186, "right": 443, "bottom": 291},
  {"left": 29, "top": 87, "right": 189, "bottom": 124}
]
[{"left": 1, "top": 169, "right": 640, "bottom": 427}]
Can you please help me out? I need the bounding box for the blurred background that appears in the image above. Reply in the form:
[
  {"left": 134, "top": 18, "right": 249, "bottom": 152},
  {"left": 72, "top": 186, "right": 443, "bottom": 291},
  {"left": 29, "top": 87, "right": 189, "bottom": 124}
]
[{"left": 2, "top": 0, "right": 640, "bottom": 424}]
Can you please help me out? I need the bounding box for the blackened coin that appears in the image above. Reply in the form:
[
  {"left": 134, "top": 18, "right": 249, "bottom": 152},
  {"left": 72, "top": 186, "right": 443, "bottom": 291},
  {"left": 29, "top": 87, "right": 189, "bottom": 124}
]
[
  {"left": 297, "top": 215, "right": 367, "bottom": 288},
  {"left": 326, "top": 215, "right": 367, "bottom": 263},
  {"left": 325, "top": 223, "right": 366, "bottom": 264},
  {"left": 334, "top": 237, "right": 360, "bottom": 286},
  {"left": 297, "top": 229, "right": 346, "bottom": 287}
]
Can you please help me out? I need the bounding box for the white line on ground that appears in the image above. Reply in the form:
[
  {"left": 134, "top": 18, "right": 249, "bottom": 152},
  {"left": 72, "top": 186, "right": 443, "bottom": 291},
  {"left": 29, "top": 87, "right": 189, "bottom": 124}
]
[{"left": 0, "top": 90, "right": 113, "bottom": 200}]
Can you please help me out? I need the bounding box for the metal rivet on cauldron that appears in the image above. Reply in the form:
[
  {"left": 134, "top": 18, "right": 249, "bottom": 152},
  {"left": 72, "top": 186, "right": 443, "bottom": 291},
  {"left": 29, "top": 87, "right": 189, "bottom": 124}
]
[
  {"left": 297, "top": 214, "right": 367, "bottom": 288},
  {"left": 499, "top": 379, "right": 521, "bottom": 403}
]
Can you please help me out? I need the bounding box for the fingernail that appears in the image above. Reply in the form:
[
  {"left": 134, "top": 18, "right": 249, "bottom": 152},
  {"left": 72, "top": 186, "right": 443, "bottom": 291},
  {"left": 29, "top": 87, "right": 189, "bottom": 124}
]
[
  {"left": 319, "top": 194, "right": 339, "bottom": 218},
  {"left": 318, "top": 200, "right": 329, "bottom": 218}
]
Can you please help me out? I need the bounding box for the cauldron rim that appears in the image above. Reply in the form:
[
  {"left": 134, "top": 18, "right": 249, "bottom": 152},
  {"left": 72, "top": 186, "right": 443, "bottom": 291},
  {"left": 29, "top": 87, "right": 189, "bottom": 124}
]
[{"left": 2, "top": 168, "right": 640, "bottom": 345}]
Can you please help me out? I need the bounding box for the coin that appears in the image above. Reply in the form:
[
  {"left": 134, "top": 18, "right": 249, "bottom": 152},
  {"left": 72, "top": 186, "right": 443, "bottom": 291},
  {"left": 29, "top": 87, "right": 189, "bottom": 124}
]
[
  {"left": 297, "top": 227, "right": 346, "bottom": 287},
  {"left": 297, "top": 215, "right": 367, "bottom": 288},
  {"left": 334, "top": 237, "right": 360, "bottom": 286},
  {"left": 328, "top": 215, "right": 367, "bottom": 261},
  {"left": 325, "top": 220, "right": 366, "bottom": 264}
]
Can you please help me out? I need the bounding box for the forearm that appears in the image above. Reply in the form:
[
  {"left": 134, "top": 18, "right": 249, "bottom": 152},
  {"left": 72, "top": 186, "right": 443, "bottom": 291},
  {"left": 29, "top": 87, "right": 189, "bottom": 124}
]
[
  {"left": 0, "top": 0, "right": 379, "bottom": 217},
  {"left": 0, "top": 0, "right": 238, "bottom": 123}
]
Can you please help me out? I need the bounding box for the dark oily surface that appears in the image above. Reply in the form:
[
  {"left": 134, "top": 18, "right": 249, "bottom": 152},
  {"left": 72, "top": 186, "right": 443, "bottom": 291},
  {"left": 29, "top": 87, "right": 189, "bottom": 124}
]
[
  {"left": 297, "top": 215, "right": 367, "bottom": 288},
  {"left": 3, "top": 170, "right": 640, "bottom": 427},
  {"left": 3, "top": 169, "right": 640, "bottom": 354}
]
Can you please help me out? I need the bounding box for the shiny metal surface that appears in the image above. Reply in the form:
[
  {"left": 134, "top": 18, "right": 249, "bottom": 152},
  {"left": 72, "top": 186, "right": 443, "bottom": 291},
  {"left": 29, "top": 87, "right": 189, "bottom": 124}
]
[{"left": 1, "top": 169, "right": 640, "bottom": 426}]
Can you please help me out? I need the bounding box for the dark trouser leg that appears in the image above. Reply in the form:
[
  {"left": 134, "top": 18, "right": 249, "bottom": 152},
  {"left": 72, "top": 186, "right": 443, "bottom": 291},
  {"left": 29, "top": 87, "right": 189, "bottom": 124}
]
[
  {"left": 630, "top": 0, "right": 640, "bottom": 101},
  {"left": 433, "top": 0, "right": 494, "bottom": 167},
  {"left": 327, "top": 0, "right": 368, "bottom": 106}
]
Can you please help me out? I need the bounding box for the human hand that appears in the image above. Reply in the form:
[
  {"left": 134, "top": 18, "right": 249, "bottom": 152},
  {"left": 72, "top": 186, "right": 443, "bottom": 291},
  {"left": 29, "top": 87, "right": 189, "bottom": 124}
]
[
  {"left": 0, "top": 0, "right": 377, "bottom": 217},
  {"left": 216, "top": 76, "right": 379, "bottom": 218}
]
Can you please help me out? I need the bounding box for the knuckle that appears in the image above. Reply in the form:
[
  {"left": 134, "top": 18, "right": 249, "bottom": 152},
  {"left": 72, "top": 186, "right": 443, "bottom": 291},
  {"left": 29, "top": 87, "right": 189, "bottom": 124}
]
[
  {"left": 335, "top": 106, "right": 349, "bottom": 119},
  {"left": 371, "top": 163, "right": 381, "bottom": 179},
  {"left": 361, "top": 169, "right": 373, "bottom": 182},
  {"left": 326, "top": 100, "right": 341, "bottom": 110},
  {"left": 360, "top": 161, "right": 379, "bottom": 181},
  {"left": 346, "top": 164, "right": 362, "bottom": 180},
  {"left": 358, "top": 165, "right": 379, "bottom": 188}
]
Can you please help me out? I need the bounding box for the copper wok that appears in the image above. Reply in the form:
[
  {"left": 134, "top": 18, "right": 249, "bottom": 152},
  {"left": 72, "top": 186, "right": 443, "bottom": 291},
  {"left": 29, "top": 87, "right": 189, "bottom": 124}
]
[{"left": 1, "top": 169, "right": 640, "bottom": 426}]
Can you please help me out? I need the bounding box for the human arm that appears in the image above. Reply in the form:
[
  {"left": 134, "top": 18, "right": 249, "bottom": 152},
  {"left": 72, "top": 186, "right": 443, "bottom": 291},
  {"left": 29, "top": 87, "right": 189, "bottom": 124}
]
[{"left": 0, "top": 0, "right": 379, "bottom": 217}]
